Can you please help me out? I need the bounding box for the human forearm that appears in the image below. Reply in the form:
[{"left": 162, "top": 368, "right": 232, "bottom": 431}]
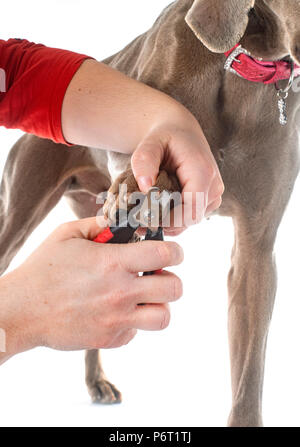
[{"left": 61, "top": 59, "right": 196, "bottom": 152}]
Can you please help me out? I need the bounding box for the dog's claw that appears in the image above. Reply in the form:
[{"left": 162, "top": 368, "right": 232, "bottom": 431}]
[{"left": 88, "top": 379, "right": 122, "bottom": 405}]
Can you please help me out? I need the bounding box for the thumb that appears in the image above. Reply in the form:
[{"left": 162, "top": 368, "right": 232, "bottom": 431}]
[{"left": 131, "top": 136, "right": 164, "bottom": 193}]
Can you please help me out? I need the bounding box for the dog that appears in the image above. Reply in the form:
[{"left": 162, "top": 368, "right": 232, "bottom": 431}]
[{"left": 0, "top": 0, "right": 300, "bottom": 427}]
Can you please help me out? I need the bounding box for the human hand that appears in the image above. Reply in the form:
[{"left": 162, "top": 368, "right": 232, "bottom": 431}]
[
  {"left": 131, "top": 109, "right": 224, "bottom": 229},
  {"left": 0, "top": 218, "right": 183, "bottom": 363}
]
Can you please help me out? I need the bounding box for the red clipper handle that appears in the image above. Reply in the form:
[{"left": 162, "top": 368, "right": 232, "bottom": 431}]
[{"left": 93, "top": 227, "right": 114, "bottom": 244}]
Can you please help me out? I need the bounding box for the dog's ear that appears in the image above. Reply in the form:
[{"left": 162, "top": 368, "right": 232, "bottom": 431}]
[{"left": 185, "top": 0, "right": 255, "bottom": 53}]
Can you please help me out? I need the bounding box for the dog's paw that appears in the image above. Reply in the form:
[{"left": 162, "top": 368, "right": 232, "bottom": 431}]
[
  {"left": 88, "top": 379, "right": 122, "bottom": 405},
  {"left": 104, "top": 168, "right": 180, "bottom": 219}
]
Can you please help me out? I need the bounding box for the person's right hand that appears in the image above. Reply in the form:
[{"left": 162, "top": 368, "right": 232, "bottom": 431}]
[{"left": 0, "top": 217, "right": 183, "bottom": 363}]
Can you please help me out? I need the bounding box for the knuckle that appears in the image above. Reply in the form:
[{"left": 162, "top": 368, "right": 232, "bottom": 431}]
[
  {"left": 123, "top": 329, "right": 137, "bottom": 346},
  {"left": 108, "top": 290, "right": 123, "bottom": 307},
  {"left": 57, "top": 221, "right": 72, "bottom": 234},
  {"left": 157, "top": 242, "right": 184, "bottom": 266},
  {"left": 132, "top": 148, "right": 149, "bottom": 167},
  {"left": 99, "top": 247, "right": 120, "bottom": 274},
  {"left": 156, "top": 242, "right": 172, "bottom": 266},
  {"left": 110, "top": 329, "right": 137, "bottom": 349},
  {"left": 171, "top": 276, "right": 183, "bottom": 301},
  {"left": 209, "top": 197, "right": 222, "bottom": 213},
  {"left": 215, "top": 180, "right": 225, "bottom": 198},
  {"left": 160, "top": 308, "right": 171, "bottom": 330},
  {"left": 205, "top": 164, "right": 217, "bottom": 180},
  {"left": 104, "top": 314, "right": 121, "bottom": 332},
  {"left": 169, "top": 242, "right": 184, "bottom": 264},
  {"left": 109, "top": 292, "right": 132, "bottom": 317},
  {"left": 215, "top": 197, "right": 223, "bottom": 209},
  {"left": 101, "top": 336, "right": 115, "bottom": 349}
]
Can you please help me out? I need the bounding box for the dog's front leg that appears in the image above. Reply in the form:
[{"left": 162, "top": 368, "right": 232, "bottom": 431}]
[{"left": 227, "top": 215, "right": 277, "bottom": 427}]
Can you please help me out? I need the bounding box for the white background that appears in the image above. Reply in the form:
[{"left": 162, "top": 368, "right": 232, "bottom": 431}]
[{"left": 0, "top": 0, "right": 300, "bottom": 428}]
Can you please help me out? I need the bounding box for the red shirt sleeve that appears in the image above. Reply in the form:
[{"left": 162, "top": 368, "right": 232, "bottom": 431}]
[{"left": 0, "top": 38, "right": 93, "bottom": 145}]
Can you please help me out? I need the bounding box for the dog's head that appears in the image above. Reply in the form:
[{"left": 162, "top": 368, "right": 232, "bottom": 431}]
[{"left": 185, "top": 0, "right": 300, "bottom": 64}]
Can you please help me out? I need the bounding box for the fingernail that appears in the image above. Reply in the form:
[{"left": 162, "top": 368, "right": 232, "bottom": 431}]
[{"left": 137, "top": 176, "right": 153, "bottom": 193}]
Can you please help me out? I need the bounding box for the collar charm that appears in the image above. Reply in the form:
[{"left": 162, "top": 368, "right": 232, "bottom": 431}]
[{"left": 275, "top": 60, "right": 295, "bottom": 126}]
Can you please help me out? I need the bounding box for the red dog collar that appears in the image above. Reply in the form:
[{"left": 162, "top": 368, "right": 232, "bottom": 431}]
[{"left": 224, "top": 44, "right": 300, "bottom": 84}]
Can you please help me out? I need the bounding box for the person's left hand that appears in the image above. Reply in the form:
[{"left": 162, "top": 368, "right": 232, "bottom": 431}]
[{"left": 131, "top": 112, "right": 224, "bottom": 233}]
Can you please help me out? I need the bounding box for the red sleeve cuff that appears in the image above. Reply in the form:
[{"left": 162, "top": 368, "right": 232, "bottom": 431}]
[{"left": 49, "top": 52, "right": 92, "bottom": 146}]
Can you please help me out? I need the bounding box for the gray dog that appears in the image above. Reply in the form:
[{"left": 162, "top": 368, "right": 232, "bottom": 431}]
[{"left": 1, "top": 0, "right": 300, "bottom": 427}]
